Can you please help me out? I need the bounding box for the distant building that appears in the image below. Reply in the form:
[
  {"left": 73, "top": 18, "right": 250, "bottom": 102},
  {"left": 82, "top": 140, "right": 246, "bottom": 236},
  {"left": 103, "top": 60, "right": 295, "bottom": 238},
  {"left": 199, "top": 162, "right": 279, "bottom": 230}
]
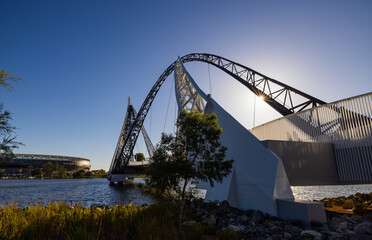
[{"left": 0, "top": 154, "right": 91, "bottom": 175}]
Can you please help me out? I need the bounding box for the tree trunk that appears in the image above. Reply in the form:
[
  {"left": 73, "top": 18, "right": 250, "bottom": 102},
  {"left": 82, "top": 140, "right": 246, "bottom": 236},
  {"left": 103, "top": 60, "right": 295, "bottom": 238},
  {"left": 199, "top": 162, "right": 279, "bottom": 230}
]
[
  {"left": 178, "top": 199, "right": 184, "bottom": 239},
  {"left": 178, "top": 180, "right": 189, "bottom": 239}
]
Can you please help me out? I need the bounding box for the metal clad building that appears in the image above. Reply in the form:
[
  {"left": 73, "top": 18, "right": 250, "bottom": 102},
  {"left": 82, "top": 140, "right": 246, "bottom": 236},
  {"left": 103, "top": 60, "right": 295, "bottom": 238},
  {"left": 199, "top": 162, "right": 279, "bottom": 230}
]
[{"left": 251, "top": 92, "right": 372, "bottom": 183}]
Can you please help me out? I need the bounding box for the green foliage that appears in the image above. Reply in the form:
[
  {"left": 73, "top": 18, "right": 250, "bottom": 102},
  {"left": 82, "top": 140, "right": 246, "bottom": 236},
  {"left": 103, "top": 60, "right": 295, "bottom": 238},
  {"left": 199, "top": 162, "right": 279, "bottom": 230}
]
[
  {"left": 0, "top": 70, "right": 22, "bottom": 92},
  {"left": 135, "top": 152, "right": 145, "bottom": 161},
  {"left": 30, "top": 168, "right": 42, "bottom": 177},
  {"left": 0, "top": 103, "right": 23, "bottom": 156},
  {"left": 0, "top": 70, "right": 23, "bottom": 156},
  {"left": 73, "top": 169, "right": 87, "bottom": 178},
  {"left": 0, "top": 201, "right": 245, "bottom": 240},
  {"left": 90, "top": 169, "right": 107, "bottom": 178},
  {"left": 0, "top": 202, "right": 179, "bottom": 240},
  {"left": 146, "top": 111, "right": 233, "bottom": 200},
  {"left": 145, "top": 110, "right": 234, "bottom": 234},
  {"left": 217, "top": 229, "right": 241, "bottom": 240},
  {"left": 1, "top": 166, "right": 107, "bottom": 179}
]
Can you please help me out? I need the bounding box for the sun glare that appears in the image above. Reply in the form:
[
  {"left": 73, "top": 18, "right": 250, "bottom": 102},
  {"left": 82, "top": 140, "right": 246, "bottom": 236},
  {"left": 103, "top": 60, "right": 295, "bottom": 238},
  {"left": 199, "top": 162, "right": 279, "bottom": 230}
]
[{"left": 257, "top": 95, "right": 264, "bottom": 102}]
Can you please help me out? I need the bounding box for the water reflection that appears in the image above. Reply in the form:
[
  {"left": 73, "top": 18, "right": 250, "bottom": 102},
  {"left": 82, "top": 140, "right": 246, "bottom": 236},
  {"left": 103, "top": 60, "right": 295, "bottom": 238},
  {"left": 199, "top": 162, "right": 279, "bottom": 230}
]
[
  {"left": 0, "top": 178, "right": 153, "bottom": 207},
  {"left": 1, "top": 178, "right": 371, "bottom": 207},
  {"left": 291, "top": 184, "right": 372, "bottom": 201}
]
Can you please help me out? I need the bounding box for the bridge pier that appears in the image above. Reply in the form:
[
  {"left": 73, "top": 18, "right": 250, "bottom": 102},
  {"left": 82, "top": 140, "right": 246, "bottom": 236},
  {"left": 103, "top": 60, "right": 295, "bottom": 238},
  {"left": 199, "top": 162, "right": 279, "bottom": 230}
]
[{"left": 108, "top": 174, "right": 127, "bottom": 186}]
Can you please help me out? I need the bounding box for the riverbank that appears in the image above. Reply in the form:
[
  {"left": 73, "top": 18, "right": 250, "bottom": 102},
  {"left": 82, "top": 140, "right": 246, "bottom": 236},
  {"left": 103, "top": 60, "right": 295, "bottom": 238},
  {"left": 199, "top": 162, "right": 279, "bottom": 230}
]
[{"left": 1, "top": 193, "right": 371, "bottom": 239}]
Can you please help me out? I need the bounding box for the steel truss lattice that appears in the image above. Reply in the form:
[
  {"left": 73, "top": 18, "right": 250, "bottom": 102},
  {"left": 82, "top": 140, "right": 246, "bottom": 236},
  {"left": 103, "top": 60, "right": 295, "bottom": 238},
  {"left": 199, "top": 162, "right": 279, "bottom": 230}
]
[{"left": 175, "top": 58, "right": 206, "bottom": 113}]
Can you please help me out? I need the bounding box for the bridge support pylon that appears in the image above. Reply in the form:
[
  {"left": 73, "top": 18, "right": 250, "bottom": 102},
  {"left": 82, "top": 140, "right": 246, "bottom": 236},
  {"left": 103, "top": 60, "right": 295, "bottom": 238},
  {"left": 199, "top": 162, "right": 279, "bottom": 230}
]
[{"left": 109, "top": 174, "right": 127, "bottom": 185}]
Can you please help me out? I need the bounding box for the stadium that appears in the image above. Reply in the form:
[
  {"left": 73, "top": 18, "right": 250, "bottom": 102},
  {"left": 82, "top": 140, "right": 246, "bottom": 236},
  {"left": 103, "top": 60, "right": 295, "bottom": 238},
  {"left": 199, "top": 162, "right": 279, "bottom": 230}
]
[{"left": 0, "top": 154, "right": 91, "bottom": 176}]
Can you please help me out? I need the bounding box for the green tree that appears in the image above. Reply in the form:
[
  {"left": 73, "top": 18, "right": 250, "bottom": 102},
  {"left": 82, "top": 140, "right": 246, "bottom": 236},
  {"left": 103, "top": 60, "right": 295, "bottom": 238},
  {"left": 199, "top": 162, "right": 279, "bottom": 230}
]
[
  {"left": 0, "top": 70, "right": 22, "bottom": 92},
  {"left": 56, "top": 165, "right": 67, "bottom": 178},
  {"left": 42, "top": 162, "right": 55, "bottom": 178},
  {"left": 73, "top": 169, "right": 86, "bottom": 178},
  {"left": 31, "top": 168, "right": 42, "bottom": 177},
  {"left": 135, "top": 152, "right": 145, "bottom": 161},
  {"left": 0, "top": 103, "right": 23, "bottom": 156},
  {"left": 0, "top": 70, "right": 23, "bottom": 156},
  {"left": 145, "top": 110, "right": 234, "bottom": 235}
]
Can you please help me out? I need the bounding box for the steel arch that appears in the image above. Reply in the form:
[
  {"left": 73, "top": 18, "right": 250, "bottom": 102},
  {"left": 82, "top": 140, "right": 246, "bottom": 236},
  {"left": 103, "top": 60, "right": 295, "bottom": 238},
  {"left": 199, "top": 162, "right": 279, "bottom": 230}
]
[{"left": 109, "top": 53, "right": 326, "bottom": 176}]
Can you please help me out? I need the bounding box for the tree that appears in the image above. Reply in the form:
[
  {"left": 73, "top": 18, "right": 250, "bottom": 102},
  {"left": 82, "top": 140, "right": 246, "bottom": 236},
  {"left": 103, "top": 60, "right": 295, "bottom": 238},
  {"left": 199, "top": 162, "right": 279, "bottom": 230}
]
[
  {"left": 135, "top": 152, "right": 145, "bottom": 161},
  {"left": 42, "top": 162, "right": 55, "bottom": 178},
  {"left": 0, "top": 70, "right": 22, "bottom": 92},
  {"left": 0, "top": 103, "right": 23, "bottom": 156},
  {"left": 31, "top": 168, "right": 42, "bottom": 177},
  {"left": 73, "top": 169, "right": 86, "bottom": 178},
  {"left": 56, "top": 164, "right": 67, "bottom": 178},
  {"left": 0, "top": 70, "right": 23, "bottom": 156},
  {"left": 145, "top": 110, "right": 234, "bottom": 234}
]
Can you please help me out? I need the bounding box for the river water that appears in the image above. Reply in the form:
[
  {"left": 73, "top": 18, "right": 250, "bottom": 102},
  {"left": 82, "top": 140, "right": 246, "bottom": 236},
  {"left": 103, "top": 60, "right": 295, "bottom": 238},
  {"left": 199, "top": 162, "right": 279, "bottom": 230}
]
[
  {"left": 0, "top": 178, "right": 371, "bottom": 207},
  {"left": 0, "top": 178, "right": 153, "bottom": 207}
]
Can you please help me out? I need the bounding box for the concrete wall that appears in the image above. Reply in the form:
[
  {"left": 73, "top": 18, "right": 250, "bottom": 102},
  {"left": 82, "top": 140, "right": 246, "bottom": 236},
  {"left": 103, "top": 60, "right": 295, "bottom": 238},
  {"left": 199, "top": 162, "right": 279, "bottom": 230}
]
[{"left": 262, "top": 140, "right": 339, "bottom": 186}]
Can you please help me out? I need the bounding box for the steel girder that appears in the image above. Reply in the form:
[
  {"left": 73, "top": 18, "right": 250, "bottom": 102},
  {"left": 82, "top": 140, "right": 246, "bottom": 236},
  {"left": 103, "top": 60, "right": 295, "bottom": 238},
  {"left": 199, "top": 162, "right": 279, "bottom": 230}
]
[
  {"left": 109, "top": 98, "right": 137, "bottom": 175},
  {"left": 175, "top": 58, "right": 206, "bottom": 113},
  {"left": 132, "top": 107, "right": 155, "bottom": 160},
  {"left": 180, "top": 53, "right": 326, "bottom": 116},
  {"left": 108, "top": 98, "right": 155, "bottom": 176},
  {"left": 110, "top": 63, "right": 176, "bottom": 174},
  {"left": 109, "top": 53, "right": 326, "bottom": 175}
]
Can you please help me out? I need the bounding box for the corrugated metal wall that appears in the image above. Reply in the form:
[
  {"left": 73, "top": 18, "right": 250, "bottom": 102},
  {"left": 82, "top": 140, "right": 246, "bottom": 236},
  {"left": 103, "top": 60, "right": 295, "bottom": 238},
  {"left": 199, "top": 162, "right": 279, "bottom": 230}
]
[{"left": 251, "top": 93, "right": 372, "bottom": 183}]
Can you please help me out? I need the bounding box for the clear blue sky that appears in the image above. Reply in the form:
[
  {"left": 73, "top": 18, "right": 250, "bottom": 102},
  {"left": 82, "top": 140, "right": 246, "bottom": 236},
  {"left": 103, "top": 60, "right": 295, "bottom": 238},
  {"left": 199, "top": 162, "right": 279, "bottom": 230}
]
[{"left": 1, "top": 0, "right": 371, "bottom": 170}]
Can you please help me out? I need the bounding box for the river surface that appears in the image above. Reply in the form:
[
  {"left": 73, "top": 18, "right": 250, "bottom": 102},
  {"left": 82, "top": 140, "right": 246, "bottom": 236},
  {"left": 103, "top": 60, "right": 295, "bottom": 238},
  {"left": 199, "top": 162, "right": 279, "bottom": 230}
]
[
  {"left": 0, "top": 178, "right": 371, "bottom": 207},
  {"left": 0, "top": 178, "right": 152, "bottom": 207}
]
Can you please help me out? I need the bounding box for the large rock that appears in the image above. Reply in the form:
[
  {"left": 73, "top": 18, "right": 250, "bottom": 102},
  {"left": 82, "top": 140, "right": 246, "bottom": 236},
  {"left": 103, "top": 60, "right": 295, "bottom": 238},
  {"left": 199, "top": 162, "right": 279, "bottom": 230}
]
[
  {"left": 202, "top": 215, "right": 216, "bottom": 226},
  {"left": 353, "top": 203, "right": 367, "bottom": 215},
  {"left": 331, "top": 217, "right": 348, "bottom": 231},
  {"left": 226, "top": 224, "right": 245, "bottom": 232},
  {"left": 283, "top": 224, "right": 302, "bottom": 234},
  {"left": 354, "top": 222, "right": 372, "bottom": 240},
  {"left": 342, "top": 199, "right": 354, "bottom": 209},
  {"left": 300, "top": 230, "right": 323, "bottom": 239}
]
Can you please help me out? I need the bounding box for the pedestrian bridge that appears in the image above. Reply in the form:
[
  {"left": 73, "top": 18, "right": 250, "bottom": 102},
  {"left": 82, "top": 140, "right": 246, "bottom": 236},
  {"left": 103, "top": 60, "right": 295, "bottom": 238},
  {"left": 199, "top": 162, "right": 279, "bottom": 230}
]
[{"left": 108, "top": 53, "right": 372, "bottom": 186}]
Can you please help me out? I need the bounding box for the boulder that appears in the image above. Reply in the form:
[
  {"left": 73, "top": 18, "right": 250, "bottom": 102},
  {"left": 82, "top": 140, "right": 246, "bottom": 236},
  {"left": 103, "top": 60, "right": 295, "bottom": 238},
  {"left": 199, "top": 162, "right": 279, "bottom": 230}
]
[
  {"left": 202, "top": 214, "right": 216, "bottom": 226},
  {"left": 300, "top": 230, "right": 323, "bottom": 239},
  {"left": 342, "top": 199, "right": 354, "bottom": 209},
  {"left": 238, "top": 214, "right": 249, "bottom": 222},
  {"left": 327, "top": 233, "right": 344, "bottom": 240},
  {"left": 218, "top": 200, "right": 231, "bottom": 213},
  {"left": 335, "top": 222, "right": 348, "bottom": 233},
  {"left": 331, "top": 217, "right": 347, "bottom": 231},
  {"left": 354, "top": 222, "right": 372, "bottom": 239},
  {"left": 353, "top": 203, "right": 367, "bottom": 215},
  {"left": 226, "top": 224, "right": 245, "bottom": 232},
  {"left": 283, "top": 224, "right": 302, "bottom": 234},
  {"left": 283, "top": 232, "right": 291, "bottom": 239}
]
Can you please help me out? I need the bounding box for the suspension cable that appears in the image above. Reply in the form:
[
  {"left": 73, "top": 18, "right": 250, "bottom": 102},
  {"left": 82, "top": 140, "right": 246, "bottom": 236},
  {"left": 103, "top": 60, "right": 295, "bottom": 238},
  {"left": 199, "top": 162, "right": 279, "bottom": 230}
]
[
  {"left": 150, "top": 105, "right": 152, "bottom": 139},
  {"left": 208, "top": 63, "right": 212, "bottom": 96},
  {"left": 163, "top": 79, "right": 174, "bottom": 132},
  {"left": 173, "top": 100, "right": 177, "bottom": 133}
]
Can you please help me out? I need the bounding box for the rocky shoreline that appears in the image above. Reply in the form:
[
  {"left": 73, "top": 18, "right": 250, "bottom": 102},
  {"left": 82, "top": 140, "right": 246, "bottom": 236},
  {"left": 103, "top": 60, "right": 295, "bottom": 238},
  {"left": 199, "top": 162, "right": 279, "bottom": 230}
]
[{"left": 183, "top": 192, "right": 372, "bottom": 240}]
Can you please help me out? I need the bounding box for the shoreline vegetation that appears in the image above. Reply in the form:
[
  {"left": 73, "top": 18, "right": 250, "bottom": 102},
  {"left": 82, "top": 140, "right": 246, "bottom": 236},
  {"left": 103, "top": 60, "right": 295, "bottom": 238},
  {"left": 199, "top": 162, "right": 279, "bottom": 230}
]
[
  {"left": 0, "top": 168, "right": 108, "bottom": 179},
  {"left": 0, "top": 192, "right": 371, "bottom": 239}
]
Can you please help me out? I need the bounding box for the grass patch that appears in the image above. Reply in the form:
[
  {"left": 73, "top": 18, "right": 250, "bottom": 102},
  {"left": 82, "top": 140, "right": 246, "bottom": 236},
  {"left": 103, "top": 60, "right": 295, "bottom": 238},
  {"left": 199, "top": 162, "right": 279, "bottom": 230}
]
[
  {"left": 0, "top": 201, "right": 242, "bottom": 239},
  {"left": 0, "top": 202, "right": 178, "bottom": 240}
]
